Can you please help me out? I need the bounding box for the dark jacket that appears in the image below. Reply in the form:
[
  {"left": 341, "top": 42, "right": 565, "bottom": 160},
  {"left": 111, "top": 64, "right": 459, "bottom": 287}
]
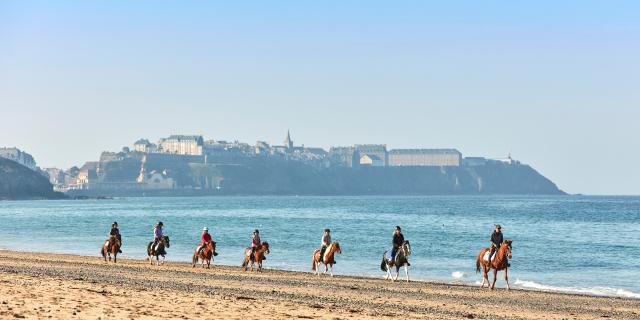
[
  {"left": 392, "top": 233, "right": 405, "bottom": 249},
  {"left": 110, "top": 227, "right": 120, "bottom": 236},
  {"left": 491, "top": 231, "right": 503, "bottom": 247}
]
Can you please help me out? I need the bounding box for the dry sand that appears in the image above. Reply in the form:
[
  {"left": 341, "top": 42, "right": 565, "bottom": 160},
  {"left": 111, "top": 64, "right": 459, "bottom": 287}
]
[{"left": 0, "top": 250, "right": 637, "bottom": 319}]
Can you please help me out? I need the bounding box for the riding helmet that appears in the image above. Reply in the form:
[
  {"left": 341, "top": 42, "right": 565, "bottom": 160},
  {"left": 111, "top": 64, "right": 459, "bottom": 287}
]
[
  {"left": 203, "top": 227, "right": 208, "bottom": 231},
  {"left": 395, "top": 226, "right": 401, "bottom": 231},
  {"left": 324, "top": 228, "right": 330, "bottom": 232},
  {"left": 157, "top": 221, "right": 163, "bottom": 226},
  {"left": 113, "top": 221, "right": 118, "bottom": 226},
  {"left": 495, "top": 224, "right": 501, "bottom": 229},
  {"left": 254, "top": 229, "right": 259, "bottom": 234}
]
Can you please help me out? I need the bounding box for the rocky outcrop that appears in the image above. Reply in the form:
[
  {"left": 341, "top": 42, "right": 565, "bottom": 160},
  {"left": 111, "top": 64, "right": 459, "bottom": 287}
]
[{"left": 0, "top": 158, "right": 66, "bottom": 200}]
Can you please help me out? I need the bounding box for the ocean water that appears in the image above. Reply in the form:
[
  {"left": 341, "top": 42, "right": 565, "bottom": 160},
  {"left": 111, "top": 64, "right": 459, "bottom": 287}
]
[{"left": 0, "top": 195, "right": 638, "bottom": 299}]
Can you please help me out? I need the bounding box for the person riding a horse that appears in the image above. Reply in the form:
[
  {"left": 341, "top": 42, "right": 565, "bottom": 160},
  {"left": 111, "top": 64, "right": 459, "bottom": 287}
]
[
  {"left": 489, "top": 224, "right": 508, "bottom": 266},
  {"left": 391, "top": 226, "right": 409, "bottom": 265},
  {"left": 319, "top": 228, "right": 331, "bottom": 263},
  {"left": 250, "top": 229, "right": 264, "bottom": 261},
  {"left": 152, "top": 221, "right": 164, "bottom": 253},
  {"left": 197, "top": 227, "right": 217, "bottom": 256},
  {"left": 109, "top": 221, "right": 122, "bottom": 253}
]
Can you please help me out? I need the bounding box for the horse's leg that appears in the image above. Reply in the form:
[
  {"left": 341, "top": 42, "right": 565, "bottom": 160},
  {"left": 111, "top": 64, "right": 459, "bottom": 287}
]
[
  {"left": 316, "top": 262, "right": 320, "bottom": 276},
  {"left": 113, "top": 252, "right": 117, "bottom": 263},
  {"left": 385, "top": 262, "right": 391, "bottom": 280},
  {"left": 393, "top": 266, "right": 399, "bottom": 281},
  {"left": 504, "top": 268, "right": 510, "bottom": 290},
  {"left": 329, "top": 264, "right": 334, "bottom": 277},
  {"left": 161, "top": 255, "right": 165, "bottom": 265},
  {"left": 482, "top": 265, "right": 489, "bottom": 288},
  {"left": 405, "top": 264, "right": 409, "bottom": 283},
  {"left": 491, "top": 268, "right": 498, "bottom": 290}
]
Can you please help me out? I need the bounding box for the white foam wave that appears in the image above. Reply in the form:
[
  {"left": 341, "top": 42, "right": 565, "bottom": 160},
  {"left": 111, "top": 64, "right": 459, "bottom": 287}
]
[
  {"left": 451, "top": 271, "right": 468, "bottom": 279},
  {"left": 514, "top": 279, "right": 640, "bottom": 299}
]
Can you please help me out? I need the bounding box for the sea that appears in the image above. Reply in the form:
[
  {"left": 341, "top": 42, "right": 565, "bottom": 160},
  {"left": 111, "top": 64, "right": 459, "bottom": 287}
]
[{"left": 0, "top": 195, "right": 638, "bottom": 299}]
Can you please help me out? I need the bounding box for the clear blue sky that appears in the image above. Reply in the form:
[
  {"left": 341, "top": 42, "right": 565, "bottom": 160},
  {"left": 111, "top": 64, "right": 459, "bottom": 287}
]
[{"left": 1, "top": 1, "right": 639, "bottom": 195}]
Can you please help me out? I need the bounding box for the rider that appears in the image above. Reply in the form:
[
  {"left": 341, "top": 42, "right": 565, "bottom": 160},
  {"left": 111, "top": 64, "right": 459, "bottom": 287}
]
[
  {"left": 152, "top": 221, "right": 163, "bottom": 253},
  {"left": 197, "top": 227, "right": 212, "bottom": 255},
  {"left": 391, "top": 226, "right": 404, "bottom": 261},
  {"left": 109, "top": 221, "right": 122, "bottom": 253},
  {"left": 489, "top": 224, "right": 503, "bottom": 262},
  {"left": 250, "top": 229, "right": 263, "bottom": 261},
  {"left": 319, "top": 228, "right": 331, "bottom": 263}
]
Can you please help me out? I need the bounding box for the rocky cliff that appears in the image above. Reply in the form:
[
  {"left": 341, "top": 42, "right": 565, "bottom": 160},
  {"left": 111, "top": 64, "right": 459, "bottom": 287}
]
[{"left": 0, "top": 158, "right": 66, "bottom": 200}]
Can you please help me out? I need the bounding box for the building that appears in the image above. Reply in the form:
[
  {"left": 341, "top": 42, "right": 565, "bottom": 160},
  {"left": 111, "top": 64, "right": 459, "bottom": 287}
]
[
  {"left": 284, "top": 130, "right": 293, "bottom": 150},
  {"left": 355, "top": 144, "right": 388, "bottom": 166},
  {"left": 328, "top": 147, "right": 360, "bottom": 167},
  {"left": 388, "top": 149, "right": 462, "bottom": 166},
  {"left": 158, "top": 135, "right": 204, "bottom": 155},
  {"left": 0, "top": 147, "right": 37, "bottom": 171},
  {"left": 360, "top": 154, "right": 383, "bottom": 166},
  {"left": 462, "top": 157, "right": 487, "bottom": 166},
  {"left": 133, "top": 139, "right": 157, "bottom": 153}
]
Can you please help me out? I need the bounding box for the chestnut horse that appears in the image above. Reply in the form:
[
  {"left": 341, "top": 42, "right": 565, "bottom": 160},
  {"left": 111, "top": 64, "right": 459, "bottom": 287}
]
[
  {"left": 476, "top": 240, "right": 512, "bottom": 290},
  {"left": 147, "top": 235, "right": 170, "bottom": 265},
  {"left": 101, "top": 236, "right": 120, "bottom": 263},
  {"left": 380, "top": 240, "right": 411, "bottom": 282},
  {"left": 241, "top": 242, "right": 270, "bottom": 271},
  {"left": 192, "top": 240, "right": 216, "bottom": 269},
  {"left": 311, "top": 242, "right": 341, "bottom": 277}
]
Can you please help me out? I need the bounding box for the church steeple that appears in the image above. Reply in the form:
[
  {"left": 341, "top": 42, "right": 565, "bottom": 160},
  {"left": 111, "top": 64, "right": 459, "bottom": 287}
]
[{"left": 284, "top": 130, "right": 293, "bottom": 149}]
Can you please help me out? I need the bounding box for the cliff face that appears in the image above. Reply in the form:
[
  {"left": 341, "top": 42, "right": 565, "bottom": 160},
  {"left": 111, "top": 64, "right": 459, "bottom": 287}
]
[
  {"left": 0, "top": 158, "right": 66, "bottom": 200},
  {"left": 214, "top": 161, "right": 564, "bottom": 195},
  {"left": 67, "top": 158, "right": 564, "bottom": 197}
]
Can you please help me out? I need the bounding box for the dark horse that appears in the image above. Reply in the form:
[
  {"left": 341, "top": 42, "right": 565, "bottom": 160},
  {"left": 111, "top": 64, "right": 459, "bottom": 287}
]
[
  {"left": 242, "top": 242, "right": 270, "bottom": 272},
  {"left": 476, "top": 240, "right": 512, "bottom": 290},
  {"left": 101, "top": 235, "right": 121, "bottom": 263},
  {"left": 147, "top": 235, "right": 170, "bottom": 265},
  {"left": 192, "top": 240, "right": 216, "bottom": 269},
  {"left": 380, "top": 240, "right": 411, "bottom": 282}
]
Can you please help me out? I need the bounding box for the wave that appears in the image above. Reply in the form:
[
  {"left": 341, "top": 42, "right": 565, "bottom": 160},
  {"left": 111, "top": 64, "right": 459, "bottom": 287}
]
[
  {"left": 514, "top": 279, "right": 640, "bottom": 299},
  {"left": 451, "top": 271, "right": 468, "bottom": 279}
]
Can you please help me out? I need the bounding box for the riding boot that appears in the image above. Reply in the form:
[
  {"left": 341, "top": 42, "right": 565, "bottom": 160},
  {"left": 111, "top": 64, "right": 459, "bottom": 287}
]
[{"left": 119, "top": 249, "right": 123, "bottom": 253}]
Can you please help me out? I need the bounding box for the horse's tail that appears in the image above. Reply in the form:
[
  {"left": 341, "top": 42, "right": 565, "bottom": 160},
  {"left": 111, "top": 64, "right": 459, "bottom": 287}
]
[
  {"left": 242, "top": 257, "right": 248, "bottom": 268},
  {"left": 381, "top": 251, "right": 388, "bottom": 271},
  {"left": 476, "top": 251, "right": 483, "bottom": 273},
  {"left": 311, "top": 254, "right": 316, "bottom": 271}
]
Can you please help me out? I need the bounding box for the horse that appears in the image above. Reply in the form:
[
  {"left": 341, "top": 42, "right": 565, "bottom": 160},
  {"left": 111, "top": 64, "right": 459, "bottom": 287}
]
[
  {"left": 147, "top": 235, "right": 170, "bottom": 265},
  {"left": 476, "top": 239, "right": 512, "bottom": 290},
  {"left": 101, "top": 235, "right": 121, "bottom": 263},
  {"left": 380, "top": 240, "right": 411, "bottom": 282},
  {"left": 192, "top": 240, "right": 216, "bottom": 269},
  {"left": 242, "top": 242, "right": 270, "bottom": 272},
  {"left": 311, "top": 242, "right": 342, "bottom": 277}
]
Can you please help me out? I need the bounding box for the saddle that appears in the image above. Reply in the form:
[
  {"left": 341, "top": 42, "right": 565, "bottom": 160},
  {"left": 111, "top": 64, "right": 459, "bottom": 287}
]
[{"left": 483, "top": 250, "right": 496, "bottom": 262}]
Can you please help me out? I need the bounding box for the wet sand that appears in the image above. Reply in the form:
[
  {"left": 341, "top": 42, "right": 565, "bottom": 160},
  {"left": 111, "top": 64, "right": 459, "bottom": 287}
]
[{"left": 0, "top": 250, "right": 637, "bottom": 319}]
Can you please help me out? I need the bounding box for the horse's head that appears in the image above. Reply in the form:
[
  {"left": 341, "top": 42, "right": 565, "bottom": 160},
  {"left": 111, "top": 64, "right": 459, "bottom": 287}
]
[
  {"left": 207, "top": 240, "right": 216, "bottom": 251},
  {"left": 503, "top": 240, "right": 512, "bottom": 259},
  {"left": 261, "top": 242, "right": 270, "bottom": 254},
  {"left": 163, "top": 235, "right": 170, "bottom": 248},
  {"left": 332, "top": 241, "right": 341, "bottom": 254},
  {"left": 403, "top": 240, "right": 411, "bottom": 256}
]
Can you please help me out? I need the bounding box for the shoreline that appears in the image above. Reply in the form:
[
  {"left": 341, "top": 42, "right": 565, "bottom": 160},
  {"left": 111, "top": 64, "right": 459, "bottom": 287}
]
[
  {"left": 0, "top": 250, "right": 638, "bottom": 319},
  {"left": 1, "top": 246, "right": 638, "bottom": 300}
]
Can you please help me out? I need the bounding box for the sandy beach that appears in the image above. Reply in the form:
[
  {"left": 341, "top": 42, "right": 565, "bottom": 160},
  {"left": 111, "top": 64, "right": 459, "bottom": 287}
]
[{"left": 0, "top": 250, "right": 637, "bottom": 319}]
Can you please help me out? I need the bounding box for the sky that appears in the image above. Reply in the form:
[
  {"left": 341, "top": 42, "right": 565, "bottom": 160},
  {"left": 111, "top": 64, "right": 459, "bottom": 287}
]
[{"left": 1, "top": 1, "right": 639, "bottom": 195}]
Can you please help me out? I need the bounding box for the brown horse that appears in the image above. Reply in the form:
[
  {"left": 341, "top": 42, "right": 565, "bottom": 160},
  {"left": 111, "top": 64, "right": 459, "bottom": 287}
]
[
  {"left": 476, "top": 240, "right": 513, "bottom": 290},
  {"left": 311, "top": 242, "right": 341, "bottom": 277},
  {"left": 192, "top": 240, "right": 216, "bottom": 269},
  {"left": 241, "top": 242, "right": 270, "bottom": 271},
  {"left": 147, "top": 235, "right": 170, "bottom": 265},
  {"left": 101, "top": 236, "right": 120, "bottom": 263}
]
